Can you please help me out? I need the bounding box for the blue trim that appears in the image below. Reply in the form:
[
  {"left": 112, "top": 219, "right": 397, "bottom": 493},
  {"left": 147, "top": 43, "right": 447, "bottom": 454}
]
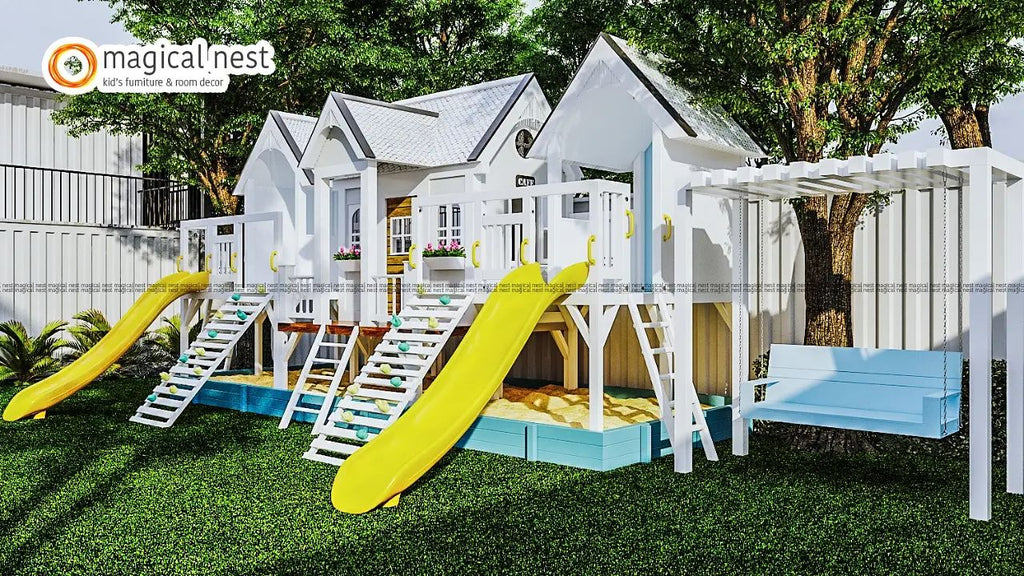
[
  {"left": 643, "top": 144, "right": 653, "bottom": 291},
  {"left": 191, "top": 380, "right": 733, "bottom": 471}
]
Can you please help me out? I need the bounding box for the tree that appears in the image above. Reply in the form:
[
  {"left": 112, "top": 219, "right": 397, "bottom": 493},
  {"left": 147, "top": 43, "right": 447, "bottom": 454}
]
[
  {"left": 527, "top": 0, "right": 633, "bottom": 100},
  {"left": 916, "top": 2, "right": 1024, "bottom": 148},
  {"left": 54, "top": 0, "right": 536, "bottom": 215},
  {"left": 0, "top": 320, "right": 71, "bottom": 385}
]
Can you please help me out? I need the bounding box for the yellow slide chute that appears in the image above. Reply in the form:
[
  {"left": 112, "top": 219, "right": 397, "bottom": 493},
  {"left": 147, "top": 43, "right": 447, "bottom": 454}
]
[
  {"left": 3, "top": 271, "right": 209, "bottom": 421},
  {"left": 332, "top": 262, "right": 589, "bottom": 513}
]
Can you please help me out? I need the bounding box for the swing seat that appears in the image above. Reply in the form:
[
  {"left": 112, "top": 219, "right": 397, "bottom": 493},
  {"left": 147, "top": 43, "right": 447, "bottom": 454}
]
[{"left": 740, "top": 345, "right": 962, "bottom": 439}]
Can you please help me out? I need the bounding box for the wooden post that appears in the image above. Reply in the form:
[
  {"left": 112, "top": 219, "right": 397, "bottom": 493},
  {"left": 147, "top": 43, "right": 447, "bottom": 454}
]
[
  {"left": 673, "top": 189, "right": 694, "bottom": 473},
  {"left": 1006, "top": 177, "right": 1024, "bottom": 495},
  {"left": 968, "top": 158, "right": 993, "bottom": 521},
  {"left": 559, "top": 306, "right": 579, "bottom": 390},
  {"left": 731, "top": 198, "right": 750, "bottom": 456}
]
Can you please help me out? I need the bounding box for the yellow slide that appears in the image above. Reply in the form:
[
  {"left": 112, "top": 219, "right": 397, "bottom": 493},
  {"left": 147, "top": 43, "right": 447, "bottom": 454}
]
[
  {"left": 3, "top": 270, "right": 209, "bottom": 421},
  {"left": 332, "top": 262, "right": 589, "bottom": 513}
]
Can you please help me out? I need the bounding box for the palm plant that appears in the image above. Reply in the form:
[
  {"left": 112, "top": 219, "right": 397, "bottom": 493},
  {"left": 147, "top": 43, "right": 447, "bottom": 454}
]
[
  {"left": 0, "top": 320, "right": 71, "bottom": 385},
  {"left": 64, "top": 309, "right": 170, "bottom": 378},
  {"left": 153, "top": 314, "right": 202, "bottom": 357}
]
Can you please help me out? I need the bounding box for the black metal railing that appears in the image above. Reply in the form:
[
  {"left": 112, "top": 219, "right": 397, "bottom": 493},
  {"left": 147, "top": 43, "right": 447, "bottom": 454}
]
[{"left": 1, "top": 163, "right": 204, "bottom": 228}]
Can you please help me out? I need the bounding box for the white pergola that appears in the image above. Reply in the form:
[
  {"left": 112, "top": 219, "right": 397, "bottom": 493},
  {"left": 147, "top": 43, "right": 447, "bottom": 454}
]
[{"left": 671, "top": 147, "right": 1024, "bottom": 521}]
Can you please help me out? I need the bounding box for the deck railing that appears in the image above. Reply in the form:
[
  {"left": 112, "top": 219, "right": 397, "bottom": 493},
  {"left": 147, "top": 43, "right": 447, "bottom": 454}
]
[
  {"left": 1, "top": 163, "right": 200, "bottom": 228},
  {"left": 411, "top": 179, "right": 631, "bottom": 285},
  {"left": 178, "top": 211, "right": 285, "bottom": 290}
]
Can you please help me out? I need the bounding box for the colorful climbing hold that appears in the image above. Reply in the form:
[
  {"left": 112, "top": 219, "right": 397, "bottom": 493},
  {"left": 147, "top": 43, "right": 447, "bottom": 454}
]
[
  {"left": 160, "top": 372, "right": 171, "bottom": 381},
  {"left": 236, "top": 310, "right": 248, "bottom": 320},
  {"left": 398, "top": 342, "right": 410, "bottom": 352},
  {"left": 214, "top": 310, "right": 225, "bottom": 320},
  {"left": 355, "top": 428, "right": 369, "bottom": 440},
  {"left": 427, "top": 317, "right": 439, "bottom": 329},
  {"left": 347, "top": 384, "right": 360, "bottom": 395},
  {"left": 341, "top": 411, "right": 354, "bottom": 423},
  {"left": 207, "top": 329, "right": 218, "bottom": 338},
  {"left": 390, "top": 314, "right": 402, "bottom": 327},
  {"left": 195, "top": 347, "right": 207, "bottom": 357},
  {"left": 231, "top": 293, "right": 242, "bottom": 301},
  {"left": 168, "top": 386, "right": 179, "bottom": 394},
  {"left": 256, "top": 284, "right": 267, "bottom": 294},
  {"left": 390, "top": 376, "right": 403, "bottom": 388},
  {"left": 439, "top": 294, "right": 451, "bottom": 305},
  {"left": 380, "top": 364, "right": 392, "bottom": 374},
  {"left": 375, "top": 399, "right": 391, "bottom": 414},
  {"left": 147, "top": 394, "right": 157, "bottom": 403},
  {"left": 178, "top": 354, "right": 189, "bottom": 363},
  {"left": 416, "top": 284, "right": 426, "bottom": 295},
  {"left": 193, "top": 367, "right": 204, "bottom": 375}
]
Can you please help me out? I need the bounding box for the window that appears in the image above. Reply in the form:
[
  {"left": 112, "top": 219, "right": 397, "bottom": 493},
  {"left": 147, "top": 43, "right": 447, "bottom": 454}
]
[
  {"left": 350, "top": 209, "right": 360, "bottom": 249},
  {"left": 389, "top": 216, "right": 412, "bottom": 255},
  {"left": 437, "top": 204, "right": 462, "bottom": 245}
]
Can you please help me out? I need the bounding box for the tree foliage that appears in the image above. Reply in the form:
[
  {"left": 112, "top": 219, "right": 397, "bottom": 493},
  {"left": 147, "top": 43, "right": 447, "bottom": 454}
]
[
  {"left": 54, "top": 0, "right": 537, "bottom": 215},
  {"left": 63, "top": 309, "right": 171, "bottom": 379},
  {"left": 0, "top": 321, "right": 71, "bottom": 385}
]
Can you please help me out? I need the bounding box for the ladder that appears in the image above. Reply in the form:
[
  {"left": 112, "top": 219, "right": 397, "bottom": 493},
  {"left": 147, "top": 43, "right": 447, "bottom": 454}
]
[
  {"left": 303, "top": 292, "right": 474, "bottom": 466},
  {"left": 278, "top": 325, "right": 359, "bottom": 430},
  {"left": 130, "top": 293, "right": 272, "bottom": 428},
  {"left": 627, "top": 296, "right": 718, "bottom": 461}
]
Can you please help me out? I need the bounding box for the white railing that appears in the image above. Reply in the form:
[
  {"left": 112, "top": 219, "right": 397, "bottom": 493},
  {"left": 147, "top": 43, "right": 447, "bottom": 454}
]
[
  {"left": 370, "top": 274, "right": 404, "bottom": 319},
  {"left": 178, "top": 211, "right": 285, "bottom": 290},
  {"left": 411, "top": 179, "right": 631, "bottom": 284}
]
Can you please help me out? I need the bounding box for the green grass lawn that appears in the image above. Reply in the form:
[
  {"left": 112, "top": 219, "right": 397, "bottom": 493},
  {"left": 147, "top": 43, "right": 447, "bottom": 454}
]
[{"left": 1, "top": 378, "right": 1022, "bottom": 576}]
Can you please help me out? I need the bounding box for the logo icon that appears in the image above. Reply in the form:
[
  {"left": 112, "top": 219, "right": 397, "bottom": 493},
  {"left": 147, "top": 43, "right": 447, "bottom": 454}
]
[{"left": 42, "top": 37, "right": 100, "bottom": 94}]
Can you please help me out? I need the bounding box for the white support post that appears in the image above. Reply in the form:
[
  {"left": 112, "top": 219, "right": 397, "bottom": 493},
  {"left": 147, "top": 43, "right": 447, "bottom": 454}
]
[
  {"left": 1006, "top": 177, "right": 1024, "bottom": 495},
  {"left": 359, "top": 163, "right": 379, "bottom": 324},
  {"left": 588, "top": 190, "right": 605, "bottom": 432},
  {"left": 254, "top": 313, "right": 264, "bottom": 376},
  {"left": 268, "top": 302, "right": 288, "bottom": 390},
  {"left": 178, "top": 297, "right": 192, "bottom": 355},
  {"left": 731, "top": 198, "right": 750, "bottom": 456},
  {"left": 314, "top": 173, "right": 331, "bottom": 324},
  {"left": 673, "top": 189, "right": 695, "bottom": 473},
  {"left": 968, "top": 160, "right": 994, "bottom": 521}
]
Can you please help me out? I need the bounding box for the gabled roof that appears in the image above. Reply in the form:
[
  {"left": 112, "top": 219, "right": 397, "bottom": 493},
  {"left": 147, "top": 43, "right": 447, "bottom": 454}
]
[
  {"left": 531, "top": 33, "right": 763, "bottom": 164},
  {"left": 234, "top": 111, "right": 316, "bottom": 195},
  {"left": 306, "top": 74, "right": 535, "bottom": 169},
  {"left": 601, "top": 34, "right": 762, "bottom": 156},
  {"left": 269, "top": 111, "right": 317, "bottom": 163}
]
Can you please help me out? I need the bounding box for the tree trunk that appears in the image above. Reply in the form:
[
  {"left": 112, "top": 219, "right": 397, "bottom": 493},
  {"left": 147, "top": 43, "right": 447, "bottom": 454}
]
[{"left": 930, "top": 93, "right": 987, "bottom": 150}]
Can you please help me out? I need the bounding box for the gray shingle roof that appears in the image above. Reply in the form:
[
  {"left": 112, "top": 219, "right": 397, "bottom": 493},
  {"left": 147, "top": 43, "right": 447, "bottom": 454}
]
[
  {"left": 330, "top": 74, "right": 532, "bottom": 167},
  {"left": 270, "top": 111, "right": 316, "bottom": 161},
  {"left": 602, "top": 34, "right": 763, "bottom": 156}
]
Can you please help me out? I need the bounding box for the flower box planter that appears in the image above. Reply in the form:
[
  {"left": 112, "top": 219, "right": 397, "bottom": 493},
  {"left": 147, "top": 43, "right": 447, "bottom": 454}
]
[
  {"left": 333, "top": 259, "right": 360, "bottom": 274},
  {"left": 424, "top": 256, "right": 466, "bottom": 271}
]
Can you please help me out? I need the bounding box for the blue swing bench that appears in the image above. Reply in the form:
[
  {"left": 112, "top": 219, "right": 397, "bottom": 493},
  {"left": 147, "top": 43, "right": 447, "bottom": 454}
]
[{"left": 740, "top": 345, "right": 962, "bottom": 439}]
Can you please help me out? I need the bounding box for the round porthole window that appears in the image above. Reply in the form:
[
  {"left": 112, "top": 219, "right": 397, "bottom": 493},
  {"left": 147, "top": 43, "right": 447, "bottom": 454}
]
[{"left": 515, "top": 129, "right": 534, "bottom": 158}]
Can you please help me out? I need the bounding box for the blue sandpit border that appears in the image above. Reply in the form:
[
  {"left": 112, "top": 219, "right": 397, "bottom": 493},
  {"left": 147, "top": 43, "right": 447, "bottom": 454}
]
[{"left": 196, "top": 378, "right": 733, "bottom": 471}]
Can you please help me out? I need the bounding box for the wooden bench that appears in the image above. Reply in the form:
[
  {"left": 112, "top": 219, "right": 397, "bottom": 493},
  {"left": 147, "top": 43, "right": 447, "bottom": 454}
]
[{"left": 740, "top": 345, "right": 962, "bottom": 439}]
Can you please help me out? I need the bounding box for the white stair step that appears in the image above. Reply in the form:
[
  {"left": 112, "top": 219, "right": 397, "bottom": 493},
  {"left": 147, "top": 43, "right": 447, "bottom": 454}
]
[
  {"left": 309, "top": 436, "right": 362, "bottom": 455},
  {"left": 650, "top": 347, "right": 672, "bottom": 355},
  {"left": 322, "top": 426, "right": 379, "bottom": 443},
  {"left": 389, "top": 331, "right": 447, "bottom": 343},
  {"left": 129, "top": 414, "right": 173, "bottom": 428},
  {"left": 318, "top": 341, "right": 352, "bottom": 349},
  {"left": 292, "top": 406, "right": 321, "bottom": 414},
  {"left": 204, "top": 322, "right": 243, "bottom": 332},
  {"left": 304, "top": 373, "right": 336, "bottom": 381},
  {"left": 336, "top": 396, "right": 401, "bottom": 414},
  {"left": 375, "top": 343, "right": 436, "bottom": 355},
  {"left": 347, "top": 386, "right": 407, "bottom": 403},
  {"left": 367, "top": 354, "right": 433, "bottom": 368},
  {"left": 302, "top": 450, "right": 347, "bottom": 466},
  {"left": 398, "top": 308, "right": 464, "bottom": 319},
  {"left": 153, "top": 385, "right": 194, "bottom": 396},
  {"left": 328, "top": 412, "right": 391, "bottom": 429},
  {"left": 641, "top": 321, "right": 669, "bottom": 328},
  {"left": 364, "top": 365, "right": 423, "bottom": 378},
  {"left": 354, "top": 374, "right": 416, "bottom": 389},
  {"left": 151, "top": 396, "right": 184, "bottom": 408},
  {"left": 136, "top": 405, "right": 177, "bottom": 419},
  {"left": 312, "top": 357, "right": 347, "bottom": 365}
]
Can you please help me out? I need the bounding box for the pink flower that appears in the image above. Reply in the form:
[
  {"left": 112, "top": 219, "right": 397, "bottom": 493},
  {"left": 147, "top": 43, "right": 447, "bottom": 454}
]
[{"left": 426, "top": 243, "right": 433, "bottom": 250}]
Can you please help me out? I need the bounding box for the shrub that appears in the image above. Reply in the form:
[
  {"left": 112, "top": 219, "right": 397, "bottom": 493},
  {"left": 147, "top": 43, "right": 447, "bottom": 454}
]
[
  {"left": 64, "top": 309, "right": 171, "bottom": 379},
  {"left": 0, "top": 320, "right": 71, "bottom": 385},
  {"left": 153, "top": 314, "right": 202, "bottom": 357}
]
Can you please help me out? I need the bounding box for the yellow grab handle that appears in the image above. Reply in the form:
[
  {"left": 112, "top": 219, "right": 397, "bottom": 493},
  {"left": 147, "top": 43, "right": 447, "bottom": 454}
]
[
  {"left": 625, "top": 209, "right": 635, "bottom": 239},
  {"left": 205, "top": 253, "right": 213, "bottom": 271},
  {"left": 230, "top": 252, "right": 238, "bottom": 273},
  {"left": 176, "top": 255, "right": 184, "bottom": 273},
  {"left": 270, "top": 250, "right": 279, "bottom": 272},
  {"left": 519, "top": 238, "right": 530, "bottom": 265},
  {"left": 471, "top": 241, "right": 481, "bottom": 268},
  {"left": 587, "top": 235, "right": 597, "bottom": 266},
  {"left": 408, "top": 244, "right": 417, "bottom": 270},
  {"left": 662, "top": 214, "right": 673, "bottom": 242}
]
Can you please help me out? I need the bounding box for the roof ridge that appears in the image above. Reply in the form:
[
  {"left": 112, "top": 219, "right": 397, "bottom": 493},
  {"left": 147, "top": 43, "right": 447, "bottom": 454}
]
[
  {"left": 395, "top": 73, "right": 531, "bottom": 105},
  {"left": 331, "top": 93, "right": 439, "bottom": 117}
]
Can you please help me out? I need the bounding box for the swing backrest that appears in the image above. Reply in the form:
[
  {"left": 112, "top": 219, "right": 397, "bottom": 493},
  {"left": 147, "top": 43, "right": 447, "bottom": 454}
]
[{"left": 765, "top": 344, "right": 962, "bottom": 415}]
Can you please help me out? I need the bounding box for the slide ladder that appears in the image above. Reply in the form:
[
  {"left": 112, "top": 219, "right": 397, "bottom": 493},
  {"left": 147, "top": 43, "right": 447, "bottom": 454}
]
[
  {"left": 278, "top": 325, "right": 359, "bottom": 430},
  {"left": 130, "top": 293, "right": 272, "bottom": 428},
  {"left": 304, "top": 293, "right": 473, "bottom": 466},
  {"left": 627, "top": 296, "right": 717, "bottom": 461}
]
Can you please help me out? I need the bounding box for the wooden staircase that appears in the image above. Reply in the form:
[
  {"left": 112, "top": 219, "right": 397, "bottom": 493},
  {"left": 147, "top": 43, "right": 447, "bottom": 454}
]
[
  {"left": 627, "top": 296, "right": 718, "bottom": 461},
  {"left": 303, "top": 292, "right": 473, "bottom": 466},
  {"left": 131, "top": 293, "right": 272, "bottom": 428},
  {"left": 278, "top": 325, "right": 359, "bottom": 430}
]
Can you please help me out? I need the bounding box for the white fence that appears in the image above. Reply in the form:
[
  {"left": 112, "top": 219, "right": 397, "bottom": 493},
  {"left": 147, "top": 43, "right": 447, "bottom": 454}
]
[
  {"left": 0, "top": 221, "right": 178, "bottom": 333},
  {"left": 749, "top": 184, "right": 1009, "bottom": 358}
]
